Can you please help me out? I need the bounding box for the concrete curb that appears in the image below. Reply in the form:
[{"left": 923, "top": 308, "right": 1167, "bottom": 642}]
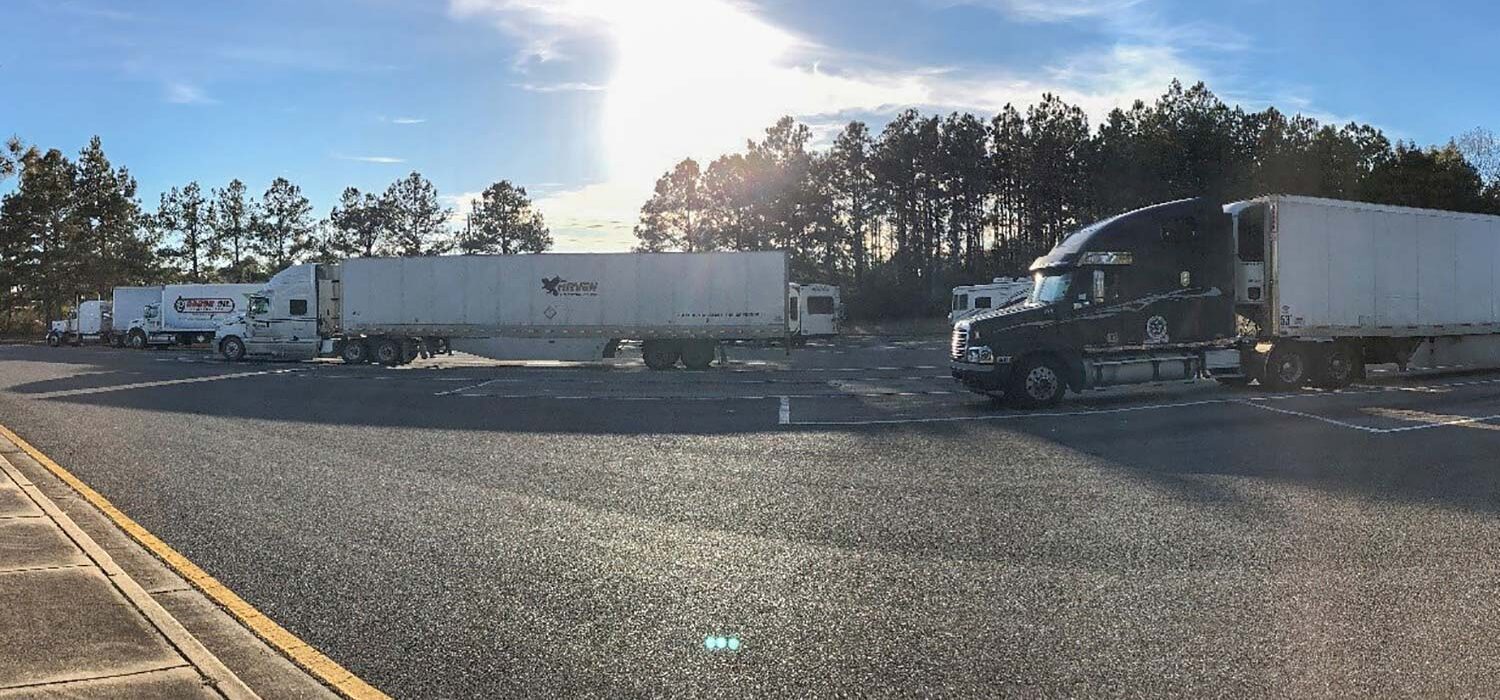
[
  {"left": 0, "top": 424, "right": 386, "bottom": 700},
  {"left": 0, "top": 451, "right": 258, "bottom": 699}
]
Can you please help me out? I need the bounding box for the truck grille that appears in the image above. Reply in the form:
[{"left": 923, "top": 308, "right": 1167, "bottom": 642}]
[{"left": 951, "top": 325, "right": 969, "bottom": 361}]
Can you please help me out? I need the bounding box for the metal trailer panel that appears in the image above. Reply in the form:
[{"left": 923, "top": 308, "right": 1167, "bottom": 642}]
[
  {"left": 339, "top": 252, "right": 789, "bottom": 339},
  {"left": 77, "top": 300, "right": 110, "bottom": 335},
  {"left": 157, "top": 284, "right": 263, "bottom": 332},
  {"left": 1271, "top": 196, "right": 1500, "bottom": 336},
  {"left": 112, "top": 286, "right": 163, "bottom": 331}
]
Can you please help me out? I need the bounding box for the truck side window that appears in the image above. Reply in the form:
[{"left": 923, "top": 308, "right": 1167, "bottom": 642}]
[
  {"left": 290, "top": 299, "right": 308, "bottom": 316},
  {"left": 973, "top": 296, "right": 992, "bottom": 309}
]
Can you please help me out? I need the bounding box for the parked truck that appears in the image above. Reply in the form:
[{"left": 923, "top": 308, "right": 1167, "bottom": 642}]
[
  {"left": 214, "top": 252, "right": 790, "bottom": 369},
  {"left": 46, "top": 300, "right": 111, "bottom": 347},
  {"left": 125, "top": 283, "right": 262, "bottom": 349},
  {"left": 951, "top": 195, "right": 1500, "bottom": 407}
]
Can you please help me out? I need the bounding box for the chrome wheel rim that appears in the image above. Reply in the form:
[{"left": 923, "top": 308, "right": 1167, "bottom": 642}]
[
  {"left": 1025, "top": 366, "right": 1059, "bottom": 401},
  {"left": 1276, "top": 354, "right": 1304, "bottom": 384}
]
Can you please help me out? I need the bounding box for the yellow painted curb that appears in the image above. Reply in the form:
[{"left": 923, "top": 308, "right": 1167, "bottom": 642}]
[{"left": 0, "top": 423, "right": 390, "bottom": 700}]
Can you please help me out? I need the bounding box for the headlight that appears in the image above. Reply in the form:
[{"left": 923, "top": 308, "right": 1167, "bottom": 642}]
[{"left": 966, "top": 345, "right": 995, "bottom": 364}]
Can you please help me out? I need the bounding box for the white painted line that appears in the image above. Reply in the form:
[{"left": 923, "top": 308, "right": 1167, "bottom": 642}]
[
  {"left": 779, "top": 396, "right": 791, "bottom": 425},
  {"left": 433, "top": 378, "right": 503, "bottom": 396},
  {"left": 1379, "top": 412, "right": 1500, "bottom": 433},
  {"left": 27, "top": 368, "right": 300, "bottom": 400},
  {"left": 1235, "top": 400, "right": 1385, "bottom": 433}
]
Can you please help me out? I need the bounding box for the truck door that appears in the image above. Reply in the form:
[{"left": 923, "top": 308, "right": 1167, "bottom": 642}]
[{"left": 267, "top": 295, "right": 319, "bottom": 359}]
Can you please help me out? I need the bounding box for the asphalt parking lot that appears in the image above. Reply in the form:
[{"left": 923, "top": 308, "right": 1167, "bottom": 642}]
[{"left": 7, "top": 337, "right": 1500, "bottom": 697}]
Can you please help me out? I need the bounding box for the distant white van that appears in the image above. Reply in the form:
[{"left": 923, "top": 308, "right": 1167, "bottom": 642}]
[
  {"left": 788, "top": 282, "right": 841, "bottom": 338},
  {"left": 948, "top": 277, "right": 1031, "bottom": 324}
]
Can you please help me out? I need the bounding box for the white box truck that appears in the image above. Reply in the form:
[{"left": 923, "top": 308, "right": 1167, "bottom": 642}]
[
  {"left": 952, "top": 195, "right": 1500, "bottom": 407},
  {"left": 214, "top": 252, "right": 789, "bottom": 369},
  {"left": 108, "top": 286, "right": 162, "bottom": 347},
  {"left": 125, "top": 283, "right": 262, "bottom": 349},
  {"left": 46, "top": 300, "right": 111, "bottom": 346}
]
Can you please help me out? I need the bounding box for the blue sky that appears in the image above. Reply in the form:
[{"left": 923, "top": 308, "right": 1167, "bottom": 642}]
[{"left": 3, "top": 0, "right": 1498, "bottom": 251}]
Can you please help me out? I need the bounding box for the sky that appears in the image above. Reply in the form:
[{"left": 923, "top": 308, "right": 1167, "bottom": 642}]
[{"left": 3, "top": 0, "right": 1499, "bottom": 252}]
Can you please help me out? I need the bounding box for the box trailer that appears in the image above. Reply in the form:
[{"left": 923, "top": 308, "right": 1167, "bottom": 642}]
[
  {"left": 950, "top": 195, "right": 1500, "bottom": 407},
  {"left": 125, "top": 283, "right": 263, "bottom": 348},
  {"left": 46, "top": 300, "right": 111, "bottom": 347},
  {"left": 108, "top": 286, "right": 162, "bottom": 347},
  {"left": 215, "top": 252, "right": 790, "bottom": 369}
]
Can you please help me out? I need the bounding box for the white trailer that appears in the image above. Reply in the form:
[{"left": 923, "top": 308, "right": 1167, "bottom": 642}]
[
  {"left": 215, "top": 252, "right": 790, "bottom": 369},
  {"left": 788, "top": 282, "right": 841, "bottom": 338},
  {"left": 46, "top": 300, "right": 111, "bottom": 347},
  {"left": 108, "top": 286, "right": 161, "bottom": 347},
  {"left": 126, "top": 283, "right": 262, "bottom": 349},
  {"left": 948, "top": 277, "right": 1031, "bottom": 324}
]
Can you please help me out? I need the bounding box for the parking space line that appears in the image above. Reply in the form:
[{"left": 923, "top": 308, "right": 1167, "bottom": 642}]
[
  {"left": 1235, "top": 400, "right": 1385, "bottom": 433},
  {"left": 433, "top": 378, "right": 502, "bottom": 396},
  {"left": 27, "top": 368, "right": 302, "bottom": 400}
]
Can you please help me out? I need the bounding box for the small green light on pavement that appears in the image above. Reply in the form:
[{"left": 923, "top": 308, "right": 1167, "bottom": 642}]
[{"left": 704, "top": 634, "right": 742, "bottom": 652}]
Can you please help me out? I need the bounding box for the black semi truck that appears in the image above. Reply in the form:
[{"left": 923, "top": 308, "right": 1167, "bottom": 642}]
[{"left": 951, "top": 195, "right": 1500, "bottom": 407}]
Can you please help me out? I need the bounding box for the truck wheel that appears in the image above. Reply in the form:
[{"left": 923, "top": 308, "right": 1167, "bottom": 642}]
[
  {"left": 110, "top": 334, "right": 124, "bottom": 348},
  {"left": 641, "top": 340, "right": 680, "bottom": 370},
  {"left": 680, "top": 341, "right": 716, "bottom": 370},
  {"left": 127, "top": 329, "right": 147, "bottom": 350},
  {"left": 220, "top": 336, "right": 246, "bottom": 362},
  {"left": 1263, "top": 343, "right": 1311, "bottom": 390},
  {"left": 46, "top": 332, "right": 60, "bottom": 347},
  {"left": 340, "top": 340, "right": 369, "bottom": 364},
  {"left": 1007, "top": 355, "right": 1066, "bottom": 409},
  {"left": 1314, "top": 344, "right": 1357, "bottom": 389},
  {"left": 373, "top": 338, "right": 403, "bottom": 366}
]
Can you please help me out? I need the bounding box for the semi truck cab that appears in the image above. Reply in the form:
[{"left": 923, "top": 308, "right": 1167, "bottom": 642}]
[
  {"left": 216, "top": 263, "right": 326, "bottom": 361},
  {"left": 951, "top": 197, "right": 1244, "bottom": 407}
]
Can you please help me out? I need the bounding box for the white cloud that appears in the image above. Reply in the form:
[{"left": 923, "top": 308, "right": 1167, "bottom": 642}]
[
  {"left": 337, "top": 155, "right": 406, "bottom": 164},
  {"left": 391, "top": 117, "right": 426, "bottom": 124},
  {"left": 515, "top": 82, "right": 606, "bottom": 93},
  {"left": 164, "top": 81, "right": 216, "bottom": 105},
  {"left": 929, "top": 0, "right": 1143, "bottom": 23}
]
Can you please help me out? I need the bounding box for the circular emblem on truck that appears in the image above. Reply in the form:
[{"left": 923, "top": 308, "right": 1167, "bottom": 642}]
[{"left": 1145, "top": 315, "right": 1169, "bottom": 343}]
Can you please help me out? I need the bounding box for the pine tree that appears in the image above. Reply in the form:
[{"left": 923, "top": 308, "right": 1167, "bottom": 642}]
[
  {"left": 381, "top": 171, "right": 451, "bottom": 256},
  {"left": 253, "top": 177, "right": 315, "bottom": 273},
  {"left": 634, "top": 159, "right": 706, "bottom": 252},
  {"left": 211, "top": 179, "right": 259, "bottom": 282},
  {"left": 156, "top": 181, "right": 211, "bottom": 281},
  {"left": 461, "top": 181, "right": 552, "bottom": 255},
  {"left": 326, "top": 187, "right": 386, "bottom": 258}
]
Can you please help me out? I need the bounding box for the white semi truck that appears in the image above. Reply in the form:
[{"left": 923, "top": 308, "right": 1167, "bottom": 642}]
[
  {"left": 46, "top": 300, "right": 111, "bottom": 346},
  {"left": 125, "top": 283, "right": 262, "bottom": 349},
  {"left": 953, "top": 195, "right": 1500, "bottom": 407},
  {"left": 215, "top": 252, "right": 789, "bottom": 369}
]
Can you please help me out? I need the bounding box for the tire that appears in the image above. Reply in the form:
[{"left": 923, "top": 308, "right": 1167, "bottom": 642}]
[
  {"left": 110, "top": 334, "right": 124, "bottom": 348},
  {"left": 1314, "top": 343, "right": 1357, "bottom": 389},
  {"left": 373, "top": 337, "right": 403, "bottom": 366},
  {"left": 680, "top": 341, "right": 716, "bottom": 370},
  {"left": 1007, "top": 355, "right": 1067, "bottom": 409},
  {"left": 340, "top": 339, "right": 370, "bottom": 364},
  {"left": 641, "top": 340, "right": 680, "bottom": 370},
  {"left": 220, "top": 336, "right": 246, "bottom": 362},
  {"left": 46, "top": 333, "right": 60, "bottom": 347},
  {"left": 127, "top": 329, "right": 147, "bottom": 350},
  {"left": 1263, "top": 343, "right": 1311, "bottom": 390}
]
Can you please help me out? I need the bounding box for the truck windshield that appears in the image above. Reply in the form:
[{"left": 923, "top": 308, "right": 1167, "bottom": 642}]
[{"left": 1029, "top": 272, "right": 1071, "bottom": 304}]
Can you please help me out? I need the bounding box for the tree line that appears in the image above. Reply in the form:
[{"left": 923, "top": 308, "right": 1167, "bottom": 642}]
[
  {"left": 0, "top": 139, "right": 552, "bottom": 331},
  {"left": 635, "top": 80, "right": 1500, "bottom": 318}
]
